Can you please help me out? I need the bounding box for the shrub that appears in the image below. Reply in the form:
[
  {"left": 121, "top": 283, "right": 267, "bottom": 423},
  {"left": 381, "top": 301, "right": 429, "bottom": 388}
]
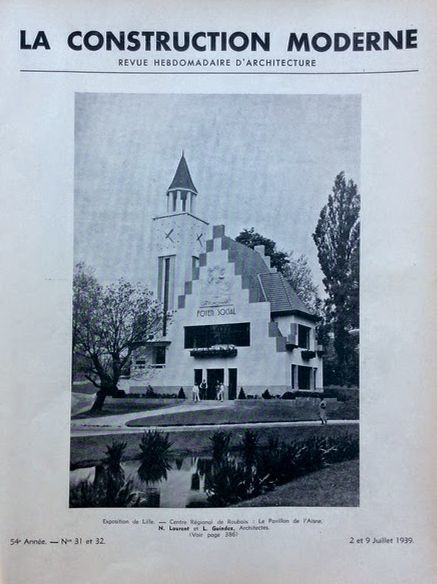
[
  {"left": 178, "top": 387, "right": 186, "bottom": 399},
  {"left": 237, "top": 387, "right": 246, "bottom": 399},
  {"left": 241, "top": 430, "right": 259, "bottom": 468},
  {"left": 281, "top": 392, "right": 296, "bottom": 400},
  {"left": 262, "top": 389, "right": 272, "bottom": 400},
  {"left": 145, "top": 385, "right": 156, "bottom": 398},
  {"left": 205, "top": 460, "right": 247, "bottom": 506},
  {"left": 111, "top": 389, "right": 126, "bottom": 398},
  {"left": 136, "top": 431, "right": 173, "bottom": 484},
  {"left": 104, "top": 440, "right": 126, "bottom": 472},
  {"left": 210, "top": 431, "right": 232, "bottom": 463},
  {"left": 70, "top": 478, "right": 147, "bottom": 508},
  {"left": 203, "top": 429, "right": 360, "bottom": 507}
]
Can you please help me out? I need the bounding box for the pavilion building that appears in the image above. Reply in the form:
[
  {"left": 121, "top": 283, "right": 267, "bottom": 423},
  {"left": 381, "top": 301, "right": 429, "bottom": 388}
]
[{"left": 128, "top": 154, "right": 323, "bottom": 398}]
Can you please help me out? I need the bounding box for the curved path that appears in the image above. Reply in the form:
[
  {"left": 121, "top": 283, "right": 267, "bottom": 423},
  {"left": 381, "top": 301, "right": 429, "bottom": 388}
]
[
  {"left": 71, "top": 401, "right": 228, "bottom": 432},
  {"left": 71, "top": 418, "right": 358, "bottom": 437}
]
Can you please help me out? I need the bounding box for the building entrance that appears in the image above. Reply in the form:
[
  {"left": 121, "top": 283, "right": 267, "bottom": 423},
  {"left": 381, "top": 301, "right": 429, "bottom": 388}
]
[
  {"left": 206, "top": 369, "right": 224, "bottom": 400},
  {"left": 228, "top": 368, "right": 237, "bottom": 400}
]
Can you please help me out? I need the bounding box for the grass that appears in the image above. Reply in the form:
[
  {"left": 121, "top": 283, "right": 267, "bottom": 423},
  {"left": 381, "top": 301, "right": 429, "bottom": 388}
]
[
  {"left": 235, "top": 459, "right": 359, "bottom": 507},
  {"left": 70, "top": 424, "right": 358, "bottom": 469},
  {"left": 72, "top": 398, "right": 181, "bottom": 419},
  {"left": 126, "top": 399, "right": 358, "bottom": 427}
]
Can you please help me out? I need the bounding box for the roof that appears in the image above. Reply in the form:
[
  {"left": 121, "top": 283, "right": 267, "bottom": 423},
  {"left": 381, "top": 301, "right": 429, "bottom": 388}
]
[
  {"left": 168, "top": 153, "right": 197, "bottom": 193},
  {"left": 223, "top": 237, "right": 316, "bottom": 320},
  {"left": 258, "top": 272, "right": 314, "bottom": 317}
]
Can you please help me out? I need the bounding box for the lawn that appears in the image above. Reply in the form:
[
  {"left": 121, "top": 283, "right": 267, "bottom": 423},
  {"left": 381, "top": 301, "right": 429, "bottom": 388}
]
[
  {"left": 235, "top": 459, "right": 359, "bottom": 507},
  {"left": 70, "top": 424, "right": 359, "bottom": 469},
  {"left": 72, "top": 397, "right": 181, "bottom": 419},
  {"left": 126, "top": 399, "right": 358, "bottom": 427}
]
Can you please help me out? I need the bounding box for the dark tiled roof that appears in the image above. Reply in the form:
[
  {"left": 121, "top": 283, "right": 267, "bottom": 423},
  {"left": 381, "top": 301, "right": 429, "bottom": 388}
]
[
  {"left": 223, "top": 237, "right": 315, "bottom": 319},
  {"left": 258, "top": 272, "right": 313, "bottom": 317},
  {"left": 168, "top": 154, "right": 197, "bottom": 193}
]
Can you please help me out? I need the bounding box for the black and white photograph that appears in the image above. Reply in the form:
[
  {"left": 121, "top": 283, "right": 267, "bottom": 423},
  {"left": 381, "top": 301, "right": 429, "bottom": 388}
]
[{"left": 70, "top": 93, "right": 360, "bottom": 508}]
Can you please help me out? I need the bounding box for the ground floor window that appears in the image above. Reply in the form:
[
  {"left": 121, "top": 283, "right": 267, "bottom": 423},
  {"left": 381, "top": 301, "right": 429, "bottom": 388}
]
[
  {"left": 298, "top": 365, "right": 311, "bottom": 389},
  {"left": 291, "top": 364, "right": 297, "bottom": 389},
  {"left": 184, "top": 322, "right": 250, "bottom": 348},
  {"left": 153, "top": 346, "right": 166, "bottom": 366}
]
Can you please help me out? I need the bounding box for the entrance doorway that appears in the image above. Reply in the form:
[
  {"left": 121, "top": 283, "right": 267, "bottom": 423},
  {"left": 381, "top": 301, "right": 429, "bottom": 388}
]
[
  {"left": 206, "top": 369, "right": 224, "bottom": 400},
  {"left": 228, "top": 368, "right": 237, "bottom": 400}
]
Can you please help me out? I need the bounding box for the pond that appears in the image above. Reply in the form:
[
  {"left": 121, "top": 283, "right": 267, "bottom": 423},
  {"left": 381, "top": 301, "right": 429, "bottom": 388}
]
[{"left": 70, "top": 455, "right": 228, "bottom": 508}]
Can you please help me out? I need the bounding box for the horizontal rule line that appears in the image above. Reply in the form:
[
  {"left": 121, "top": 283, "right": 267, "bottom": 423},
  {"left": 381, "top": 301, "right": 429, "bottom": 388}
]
[{"left": 20, "top": 68, "right": 419, "bottom": 75}]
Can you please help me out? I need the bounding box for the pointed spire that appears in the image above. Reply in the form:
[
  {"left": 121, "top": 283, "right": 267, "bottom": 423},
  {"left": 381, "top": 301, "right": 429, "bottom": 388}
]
[{"left": 168, "top": 153, "right": 197, "bottom": 193}]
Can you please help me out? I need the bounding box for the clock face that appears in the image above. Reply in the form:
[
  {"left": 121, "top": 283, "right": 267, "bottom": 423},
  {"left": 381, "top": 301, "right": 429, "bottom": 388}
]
[
  {"left": 195, "top": 232, "right": 204, "bottom": 249},
  {"left": 163, "top": 226, "right": 176, "bottom": 246}
]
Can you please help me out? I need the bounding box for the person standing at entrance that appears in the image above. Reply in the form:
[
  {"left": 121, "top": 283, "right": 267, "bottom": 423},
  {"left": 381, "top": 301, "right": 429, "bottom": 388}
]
[
  {"left": 192, "top": 383, "right": 200, "bottom": 403},
  {"left": 200, "top": 379, "right": 207, "bottom": 400},
  {"left": 319, "top": 398, "right": 328, "bottom": 424},
  {"left": 217, "top": 382, "right": 225, "bottom": 401}
]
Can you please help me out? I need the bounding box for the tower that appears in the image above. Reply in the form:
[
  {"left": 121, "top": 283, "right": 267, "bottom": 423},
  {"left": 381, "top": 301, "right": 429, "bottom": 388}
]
[
  {"left": 166, "top": 152, "right": 198, "bottom": 215},
  {"left": 151, "top": 154, "right": 209, "bottom": 335}
]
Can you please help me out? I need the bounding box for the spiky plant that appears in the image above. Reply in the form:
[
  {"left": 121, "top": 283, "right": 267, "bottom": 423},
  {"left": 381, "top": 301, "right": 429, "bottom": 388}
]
[
  {"left": 241, "top": 430, "right": 259, "bottom": 468},
  {"left": 209, "top": 431, "right": 231, "bottom": 464},
  {"left": 70, "top": 478, "right": 146, "bottom": 508},
  {"left": 136, "top": 431, "right": 173, "bottom": 484},
  {"left": 104, "top": 440, "right": 127, "bottom": 472}
]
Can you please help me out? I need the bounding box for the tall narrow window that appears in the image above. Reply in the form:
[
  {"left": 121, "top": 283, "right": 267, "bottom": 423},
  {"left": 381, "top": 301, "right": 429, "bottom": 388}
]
[
  {"left": 291, "top": 365, "right": 297, "bottom": 389},
  {"left": 172, "top": 192, "right": 177, "bottom": 212},
  {"left": 163, "top": 257, "right": 171, "bottom": 336},
  {"left": 192, "top": 256, "right": 199, "bottom": 276}
]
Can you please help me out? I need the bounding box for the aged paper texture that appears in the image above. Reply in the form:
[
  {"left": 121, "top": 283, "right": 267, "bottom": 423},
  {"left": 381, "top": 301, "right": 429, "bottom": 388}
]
[{"left": 1, "top": 0, "right": 436, "bottom": 582}]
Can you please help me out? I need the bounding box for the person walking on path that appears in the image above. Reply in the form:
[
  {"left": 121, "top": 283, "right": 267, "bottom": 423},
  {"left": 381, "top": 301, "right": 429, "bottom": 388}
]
[
  {"left": 319, "top": 398, "right": 328, "bottom": 424},
  {"left": 192, "top": 383, "right": 200, "bottom": 403}
]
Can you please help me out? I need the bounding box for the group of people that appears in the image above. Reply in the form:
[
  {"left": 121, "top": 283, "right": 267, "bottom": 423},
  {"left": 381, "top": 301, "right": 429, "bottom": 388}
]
[{"left": 192, "top": 379, "right": 225, "bottom": 402}]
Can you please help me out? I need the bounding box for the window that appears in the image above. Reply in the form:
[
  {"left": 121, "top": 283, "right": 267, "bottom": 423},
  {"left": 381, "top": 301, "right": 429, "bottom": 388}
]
[
  {"left": 158, "top": 255, "right": 175, "bottom": 317},
  {"left": 291, "top": 364, "right": 297, "bottom": 389},
  {"left": 192, "top": 256, "right": 199, "bottom": 275},
  {"left": 184, "top": 323, "right": 250, "bottom": 349},
  {"left": 298, "top": 324, "right": 311, "bottom": 349},
  {"left": 298, "top": 365, "right": 312, "bottom": 390},
  {"left": 154, "top": 346, "right": 166, "bottom": 365},
  {"left": 135, "top": 359, "right": 146, "bottom": 370}
]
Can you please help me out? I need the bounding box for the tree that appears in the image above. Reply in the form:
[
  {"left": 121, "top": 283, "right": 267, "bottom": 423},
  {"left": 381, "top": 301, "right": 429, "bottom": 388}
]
[
  {"left": 72, "top": 263, "right": 163, "bottom": 411},
  {"left": 312, "top": 172, "right": 360, "bottom": 386},
  {"left": 235, "top": 227, "right": 289, "bottom": 274},
  {"left": 283, "top": 251, "right": 321, "bottom": 313}
]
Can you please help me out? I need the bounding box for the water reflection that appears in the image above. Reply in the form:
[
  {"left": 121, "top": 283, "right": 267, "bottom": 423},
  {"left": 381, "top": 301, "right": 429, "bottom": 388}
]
[
  {"left": 130, "top": 455, "right": 214, "bottom": 508},
  {"left": 70, "top": 454, "right": 238, "bottom": 508}
]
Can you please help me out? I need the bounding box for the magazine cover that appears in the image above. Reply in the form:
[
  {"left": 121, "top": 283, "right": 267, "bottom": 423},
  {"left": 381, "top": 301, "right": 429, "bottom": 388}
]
[{"left": 1, "top": 1, "right": 436, "bottom": 582}]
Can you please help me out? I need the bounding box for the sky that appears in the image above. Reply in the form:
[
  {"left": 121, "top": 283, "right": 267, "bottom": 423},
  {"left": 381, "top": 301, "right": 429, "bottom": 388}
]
[{"left": 74, "top": 93, "right": 360, "bottom": 291}]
